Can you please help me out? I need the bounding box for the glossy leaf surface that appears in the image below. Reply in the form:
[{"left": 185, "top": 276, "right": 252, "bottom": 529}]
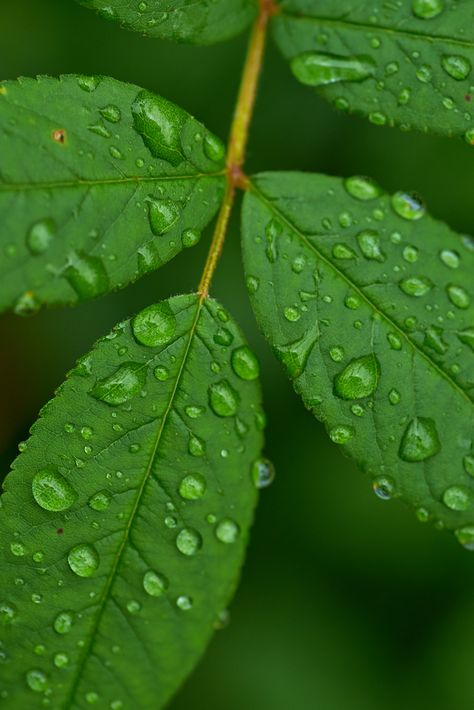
[
  {"left": 242, "top": 171, "right": 474, "bottom": 540},
  {"left": 0, "top": 76, "right": 226, "bottom": 315},
  {"left": 0, "top": 294, "right": 264, "bottom": 707},
  {"left": 273, "top": 0, "right": 474, "bottom": 141},
  {"left": 76, "top": 0, "right": 257, "bottom": 45}
]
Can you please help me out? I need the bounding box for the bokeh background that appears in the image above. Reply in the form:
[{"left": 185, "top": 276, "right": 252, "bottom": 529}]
[{"left": 2, "top": 2, "right": 474, "bottom": 708}]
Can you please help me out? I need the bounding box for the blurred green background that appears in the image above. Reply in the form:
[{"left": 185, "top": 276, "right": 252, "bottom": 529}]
[{"left": 2, "top": 2, "right": 474, "bottom": 708}]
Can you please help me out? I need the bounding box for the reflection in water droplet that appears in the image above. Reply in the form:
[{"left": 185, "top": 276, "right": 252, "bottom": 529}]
[
  {"left": 132, "top": 302, "right": 176, "bottom": 347},
  {"left": 291, "top": 52, "right": 376, "bottom": 87},
  {"left": 399, "top": 417, "right": 440, "bottom": 462},
  {"left": 251, "top": 457, "right": 275, "bottom": 489},
  {"left": 32, "top": 468, "right": 77, "bottom": 512},
  {"left": 372, "top": 475, "right": 396, "bottom": 500},
  {"left": 334, "top": 354, "right": 380, "bottom": 400},
  {"left": 67, "top": 543, "right": 100, "bottom": 577},
  {"left": 91, "top": 363, "right": 146, "bottom": 406},
  {"left": 100, "top": 104, "right": 121, "bottom": 123}
]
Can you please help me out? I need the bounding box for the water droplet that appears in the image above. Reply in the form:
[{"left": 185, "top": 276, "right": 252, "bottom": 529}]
[
  {"left": 399, "top": 417, "right": 440, "bottom": 462},
  {"left": 203, "top": 133, "right": 225, "bottom": 163},
  {"left": 291, "top": 52, "right": 376, "bottom": 87},
  {"left": 132, "top": 302, "right": 176, "bottom": 346},
  {"left": 0, "top": 601, "right": 16, "bottom": 624},
  {"left": 32, "top": 468, "right": 77, "bottom": 512},
  {"left": 143, "top": 570, "right": 168, "bottom": 597},
  {"left": 179, "top": 473, "right": 206, "bottom": 500},
  {"left": 443, "top": 485, "right": 472, "bottom": 511},
  {"left": 77, "top": 75, "right": 101, "bottom": 92},
  {"left": 439, "top": 249, "right": 460, "bottom": 268},
  {"left": 412, "top": 0, "right": 444, "bottom": 19},
  {"left": 442, "top": 55, "right": 471, "bottom": 81},
  {"left": 213, "top": 328, "right": 233, "bottom": 346},
  {"left": 424, "top": 326, "right": 448, "bottom": 354},
  {"left": 372, "top": 475, "right": 395, "bottom": 500},
  {"left": 215, "top": 518, "right": 240, "bottom": 544},
  {"left": 132, "top": 90, "right": 186, "bottom": 166},
  {"left": 246, "top": 276, "right": 259, "bottom": 294},
  {"left": 329, "top": 346, "right": 345, "bottom": 362},
  {"left": 457, "top": 328, "right": 474, "bottom": 352},
  {"left": 176, "top": 528, "right": 202, "bottom": 556},
  {"left": 126, "top": 600, "right": 141, "bottom": 615},
  {"left": 334, "top": 354, "right": 380, "bottom": 400},
  {"left": 329, "top": 425, "right": 355, "bottom": 444},
  {"left": 26, "top": 219, "right": 55, "bottom": 255},
  {"left": 91, "top": 363, "right": 146, "bottom": 406},
  {"left": 446, "top": 284, "right": 470, "bottom": 309},
  {"left": 54, "top": 653, "right": 69, "bottom": 668},
  {"left": 402, "top": 245, "right": 419, "bottom": 263},
  {"left": 391, "top": 191, "right": 425, "bottom": 220},
  {"left": 399, "top": 276, "right": 432, "bottom": 297},
  {"left": 333, "top": 243, "right": 356, "bottom": 260},
  {"left": 185, "top": 405, "right": 205, "bottom": 419},
  {"left": 251, "top": 457, "right": 275, "bottom": 489},
  {"left": 182, "top": 228, "right": 201, "bottom": 248},
  {"left": 231, "top": 346, "right": 260, "bottom": 381},
  {"left": 154, "top": 365, "right": 169, "bottom": 381},
  {"left": 387, "top": 332, "right": 402, "bottom": 350},
  {"left": 455, "top": 526, "right": 474, "bottom": 550},
  {"left": 275, "top": 330, "right": 317, "bottom": 378},
  {"left": 463, "top": 454, "right": 474, "bottom": 477},
  {"left": 147, "top": 198, "right": 180, "bottom": 235},
  {"left": 209, "top": 380, "right": 239, "bottom": 417},
  {"left": 26, "top": 669, "right": 48, "bottom": 693},
  {"left": 99, "top": 104, "right": 121, "bottom": 123},
  {"left": 88, "top": 490, "right": 111, "bottom": 511},
  {"left": 65, "top": 252, "right": 109, "bottom": 300},
  {"left": 357, "top": 230, "right": 385, "bottom": 261},
  {"left": 389, "top": 388, "right": 401, "bottom": 405},
  {"left": 14, "top": 290, "right": 40, "bottom": 316},
  {"left": 344, "top": 175, "right": 383, "bottom": 201},
  {"left": 67, "top": 543, "right": 100, "bottom": 577},
  {"left": 284, "top": 306, "right": 301, "bottom": 322},
  {"left": 176, "top": 595, "right": 193, "bottom": 611},
  {"left": 188, "top": 435, "right": 205, "bottom": 457},
  {"left": 54, "top": 611, "right": 74, "bottom": 634}
]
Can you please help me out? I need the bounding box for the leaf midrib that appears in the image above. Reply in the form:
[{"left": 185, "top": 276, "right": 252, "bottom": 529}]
[
  {"left": 249, "top": 179, "right": 473, "bottom": 408},
  {"left": 278, "top": 10, "right": 474, "bottom": 50},
  {"left": 0, "top": 171, "right": 225, "bottom": 193},
  {"left": 63, "top": 295, "right": 204, "bottom": 709}
]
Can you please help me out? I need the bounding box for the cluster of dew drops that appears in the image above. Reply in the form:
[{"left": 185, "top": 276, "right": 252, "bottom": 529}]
[
  {"left": 0, "top": 302, "right": 276, "bottom": 703},
  {"left": 247, "top": 171, "right": 473, "bottom": 548},
  {"left": 5, "top": 74, "right": 224, "bottom": 317},
  {"left": 289, "top": 0, "right": 474, "bottom": 144}
]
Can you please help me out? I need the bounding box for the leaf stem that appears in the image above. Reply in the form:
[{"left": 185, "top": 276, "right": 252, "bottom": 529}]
[{"left": 198, "top": 0, "right": 277, "bottom": 298}]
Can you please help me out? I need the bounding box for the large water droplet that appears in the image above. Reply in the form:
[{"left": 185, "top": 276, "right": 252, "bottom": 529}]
[
  {"left": 143, "top": 570, "right": 168, "bottom": 597},
  {"left": 412, "top": 0, "right": 444, "bottom": 18},
  {"left": 442, "top": 55, "right": 471, "bottom": 80},
  {"left": 65, "top": 252, "right": 109, "bottom": 300},
  {"left": 132, "top": 90, "right": 186, "bottom": 166},
  {"left": 67, "top": 543, "right": 100, "bottom": 577},
  {"left": 209, "top": 380, "right": 239, "bottom": 417},
  {"left": 291, "top": 52, "right": 376, "bottom": 87},
  {"left": 26, "top": 669, "right": 48, "bottom": 693},
  {"left": 344, "top": 175, "right": 383, "bottom": 201},
  {"left": 176, "top": 528, "right": 202, "bottom": 556},
  {"left": 334, "top": 354, "right": 380, "bottom": 400},
  {"left": 391, "top": 191, "right": 426, "bottom": 220},
  {"left": 443, "top": 485, "right": 472, "bottom": 511},
  {"left": 446, "top": 284, "right": 470, "bottom": 309},
  {"left": 32, "top": 468, "right": 77, "bottom": 512},
  {"left": 179, "top": 473, "right": 206, "bottom": 500},
  {"left": 147, "top": 198, "right": 180, "bottom": 235},
  {"left": 275, "top": 331, "right": 317, "bottom": 378},
  {"left": 251, "top": 457, "right": 275, "bottom": 489},
  {"left": 399, "top": 417, "right": 440, "bottom": 462},
  {"left": 132, "top": 302, "right": 176, "bottom": 347},
  {"left": 231, "top": 346, "right": 260, "bottom": 381},
  {"left": 26, "top": 219, "right": 56, "bottom": 255},
  {"left": 91, "top": 363, "right": 146, "bottom": 406},
  {"left": 399, "top": 276, "right": 432, "bottom": 297},
  {"left": 215, "top": 518, "right": 240, "bottom": 544}
]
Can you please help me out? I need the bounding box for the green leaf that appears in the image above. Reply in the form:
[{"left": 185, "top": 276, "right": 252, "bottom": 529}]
[
  {"left": 75, "top": 0, "right": 257, "bottom": 45},
  {"left": 242, "top": 171, "right": 474, "bottom": 541},
  {"left": 0, "top": 294, "right": 264, "bottom": 707},
  {"left": 272, "top": 0, "right": 474, "bottom": 142},
  {"left": 0, "top": 75, "right": 226, "bottom": 315}
]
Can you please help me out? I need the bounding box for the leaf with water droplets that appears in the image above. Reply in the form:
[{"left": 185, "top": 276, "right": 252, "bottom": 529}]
[
  {"left": 75, "top": 0, "right": 257, "bottom": 44},
  {"left": 0, "top": 294, "right": 264, "bottom": 706},
  {"left": 272, "top": 0, "right": 474, "bottom": 141},
  {"left": 242, "top": 171, "right": 474, "bottom": 541},
  {"left": 0, "top": 75, "right": 226, "bottom": 315}
]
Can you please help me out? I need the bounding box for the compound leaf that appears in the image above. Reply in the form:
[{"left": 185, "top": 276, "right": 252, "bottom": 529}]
[
  {"left": 242, "top": 171, "right": 474, "bottom": 542},
  {"left": 273, "top": 0, "right": 474, "bottom": 142},
  {"left": 75, "top": 0, "right": 257, "bottom": 45},
  {"left": 0, "top": 294, "right": 264, "bottom": 708},
  {"left": 0, "top": 75, "right": 226, "bottom": 315}
]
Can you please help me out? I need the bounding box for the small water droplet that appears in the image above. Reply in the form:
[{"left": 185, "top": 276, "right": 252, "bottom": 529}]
[
  {"left": 372, "top": 475, "right": 396, "bottom": 500},
  {"left": 176, "top": 528, "right": 202, "bottom": 556},
  {"left": 356, "top": 230, "right": 385, "bottom": 261},
  {"left": 392, "top": 191, "right": 426, "bottom": 220},
  {"left": 179, "top": 473, "right": 206, "bottom": 500},
  {"left": 455, "top": 526, "right": 474, "bottom": 550},
  {"left": 329, "top": 425, "right": 355, "bottom": 444},
  {"left": 26, "top": 669, "right": 48, "bottom": 693},
  {"left": 26, "top": 219, "right": 56, "bottom": 255},
  {"left": 446, "top": 284, "right": 470, "bottom": 309},
  {"left": 54, "top": 653, "right": 69, "bottom": 669},
  {"left": 412, "top": 0, "right": 444, "bottom": 19},
  {"left": 188, "top": 435, "right": 205, "bottom": 457},
  {"left": 0, "top": 601, "right": 16, "bottom": 625},
  {"left": 99, "top": 104, "right": 121, "bottom": 123},
  {"left": 176, "top": 595, "right": 193, "bottom": 611},
  {"left": 443, "top": 485, "right": 472, "bottom": 511},
  {"left": 182, "top": 228, "right": 201, "bottom": 248},
  {"left": 251, "top": 457, "right": 275, "bottom": 489},
  {"left": 215, "top": 518, "right": 240, "bottom": 544},
  {"left": 209, "top": 380, "right": 239, "bottom": 417},
  {"left": 231, "top": 346, "right": 260, "bottom": 381},
  {"left": 54, "top": 611, "right": 74, "bottom": 634},
  {"left": 399, "top": 276, "right": 432, "bottom": 297},
  {"left": 143, "top": 570, "right": 168, "bottom": 597}
]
